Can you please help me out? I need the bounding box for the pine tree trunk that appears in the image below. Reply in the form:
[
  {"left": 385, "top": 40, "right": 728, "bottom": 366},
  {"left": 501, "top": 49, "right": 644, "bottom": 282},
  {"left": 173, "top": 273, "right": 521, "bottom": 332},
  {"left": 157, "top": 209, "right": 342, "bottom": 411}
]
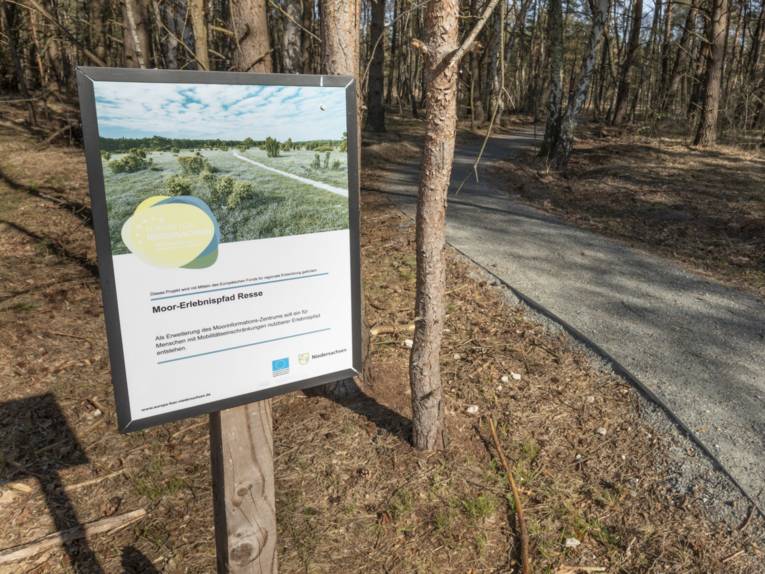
[
  {"left": 190, "top": 0, "right": 210, "bottom": 69},
  {"left": 410, "top": 0, "right": 461, "bottom": 452},
  {"left": 694, "top": 0, "right": 729, "bottom": 145},
  {"left": 282, "top": 0, "right": 303, "bottom": 73},
  {"left": 612, "top": 0, "right": 643, "bottom": 124},
  {"left": 366, "top": 0, "right": 386, "bottom": 132},
  {"left": 540, "top": 0, "right": 563, "bottom": 158}
]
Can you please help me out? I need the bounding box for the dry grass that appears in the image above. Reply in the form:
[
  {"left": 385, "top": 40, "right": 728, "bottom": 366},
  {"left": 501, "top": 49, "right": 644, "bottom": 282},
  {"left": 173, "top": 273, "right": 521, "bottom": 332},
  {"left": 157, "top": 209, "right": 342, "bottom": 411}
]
[{"left": 0, "top": 120, "right": 763, "bottom": 573}]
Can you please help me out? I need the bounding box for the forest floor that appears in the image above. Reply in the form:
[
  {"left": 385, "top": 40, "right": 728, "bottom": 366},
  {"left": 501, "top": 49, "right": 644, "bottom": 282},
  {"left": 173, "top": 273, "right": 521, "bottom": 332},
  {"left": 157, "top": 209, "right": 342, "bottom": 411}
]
[{"left": 0, "top": 110, "right": 764, "bottom": 573}]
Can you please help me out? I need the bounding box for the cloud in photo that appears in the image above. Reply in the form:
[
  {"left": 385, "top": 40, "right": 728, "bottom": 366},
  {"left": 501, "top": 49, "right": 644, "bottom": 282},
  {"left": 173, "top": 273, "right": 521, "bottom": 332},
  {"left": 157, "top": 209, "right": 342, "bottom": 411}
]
[{"left": 94, "top": 82, "right": 348, "bottom": 141}]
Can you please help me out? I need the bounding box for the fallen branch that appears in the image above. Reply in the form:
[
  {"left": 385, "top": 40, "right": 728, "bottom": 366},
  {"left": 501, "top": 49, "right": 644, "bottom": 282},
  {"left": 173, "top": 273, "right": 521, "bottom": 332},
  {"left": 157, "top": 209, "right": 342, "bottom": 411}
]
[
  {"left": 65, "top": 468, "right": 126, "bottom": 493},
  {"left": 488, "top": 417, "right": 530, "bottom": 574},
  {"left": 369, "top": 323, "right": 415, "bottom": 336},
  {"left": 0, "top": 508, "right": 146, "bottom": 564}
]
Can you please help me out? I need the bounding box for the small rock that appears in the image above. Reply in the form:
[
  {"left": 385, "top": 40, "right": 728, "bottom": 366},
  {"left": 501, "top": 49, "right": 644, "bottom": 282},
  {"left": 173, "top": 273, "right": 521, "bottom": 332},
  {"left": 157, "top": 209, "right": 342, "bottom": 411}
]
[
  {"left": 585, "top": 396, "right": 595, "bottom": 404},
  {"left": 596, "top": 427, "right": 607, "bottom": 436},
  {"left": 565, "top": 537, "right": 581, "bottom": 548},
  {"left": 511, "top": 372, "right": 522, "bottom": 381},
  {"left": 453, "top": 353, "right": 462, "bottom": 360},
  {"left": 497, "top": 385, "right": 503, "bottom": 392},
  {"left": 466, "top": 405, "right": 480, "bottom": 415},
  {"left": 500, "top": 375, "right": 510, "bottom": 384},
  {"left": 404, "top": 339, "right": 413, "bottom": 349}
]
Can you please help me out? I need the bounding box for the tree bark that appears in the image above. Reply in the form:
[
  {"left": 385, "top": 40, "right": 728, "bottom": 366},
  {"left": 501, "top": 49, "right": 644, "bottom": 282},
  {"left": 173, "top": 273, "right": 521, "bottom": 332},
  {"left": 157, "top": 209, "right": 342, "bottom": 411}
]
[
  {"left": 410, "top": 0, "right": 461, "bottom": 452},
  {"left": 281, "top": 0, "right": 303, "bottom": 72},
  {"left": 190, "top": 0, "right": 210, "bottom": 69},
  {"left": 123, "top": 0, "right": 152, "bottom": 68},
  {"left": 541, "top": 0, "right": 564, "bottom": 158},
  {"left": 366, "top": 0, "right": 386, "bottom": 131},
  {"left": 612, "top": 0, "right": 643, "bottom": 124},
  {"left": 409, "top": 0, "right": 500, "bottom": 451},
  {"left": 694, "top": 0, "right": 730, "bottom": 145},
  {"left": 550, "top": 0, "right": 610, "bottom": 168}
]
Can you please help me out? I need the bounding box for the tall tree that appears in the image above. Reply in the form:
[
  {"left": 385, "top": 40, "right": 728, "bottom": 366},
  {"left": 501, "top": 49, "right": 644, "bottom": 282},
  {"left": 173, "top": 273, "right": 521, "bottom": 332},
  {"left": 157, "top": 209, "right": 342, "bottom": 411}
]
[
  {"left": 410, "top": 0, "right": 500, "bottom": 451},
  {"left": 694, "top": 0, "right": 730, "bottom": 144},
  {"left": 190, "top": 0, "right": 210, "bottom": 69},
  {"left": 123, "top": 0, "right": 152, "bottom": 68},
  {"left": 366, "top": 0, "right": 386, "bottom": 131},
  {"left": 281, "top": 0, "right": 303, "bottom": 73},
  {"left": 548, "top": 0, "right": 610, "bottom": 167},
  {"left": 541, "top": 0, "right": 564, "bottom": 158},
  {"left": 612, "top": 0, "right": 643, "bottom": 124}
]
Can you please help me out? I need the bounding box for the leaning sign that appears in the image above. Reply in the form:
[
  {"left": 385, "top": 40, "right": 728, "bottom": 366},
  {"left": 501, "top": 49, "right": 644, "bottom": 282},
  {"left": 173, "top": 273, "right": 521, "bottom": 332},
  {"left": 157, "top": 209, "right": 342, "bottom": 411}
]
[{"left": 77, "top": 68, "right": 361, "bottom": 432}]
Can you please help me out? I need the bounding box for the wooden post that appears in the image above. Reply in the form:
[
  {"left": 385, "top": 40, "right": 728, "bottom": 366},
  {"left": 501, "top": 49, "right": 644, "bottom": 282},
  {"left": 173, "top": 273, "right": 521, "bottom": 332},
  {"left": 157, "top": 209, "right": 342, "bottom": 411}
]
[{"left": 210, "top": 401, "right": 277, "bottom": 573}]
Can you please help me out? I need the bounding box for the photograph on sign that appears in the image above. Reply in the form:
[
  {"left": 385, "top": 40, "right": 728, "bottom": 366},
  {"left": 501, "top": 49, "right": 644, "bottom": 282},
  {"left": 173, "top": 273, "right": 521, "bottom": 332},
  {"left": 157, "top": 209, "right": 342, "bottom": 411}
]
[{"left": 78, "top": 69, "right": 361, "bottom": 431}]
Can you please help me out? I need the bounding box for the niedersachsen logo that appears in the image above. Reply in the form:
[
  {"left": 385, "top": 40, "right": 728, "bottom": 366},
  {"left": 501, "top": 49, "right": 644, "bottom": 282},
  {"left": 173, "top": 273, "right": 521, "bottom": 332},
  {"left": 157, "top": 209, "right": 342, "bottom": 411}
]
[{"left": 272, "top": 357, "right": 289, "bottom": 377}]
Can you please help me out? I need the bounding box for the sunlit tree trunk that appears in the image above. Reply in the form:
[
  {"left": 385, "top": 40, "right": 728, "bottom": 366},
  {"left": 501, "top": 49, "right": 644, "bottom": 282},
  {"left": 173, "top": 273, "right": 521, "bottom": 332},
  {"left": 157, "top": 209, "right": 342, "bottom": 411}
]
[
  {"left": 123, "top": 0, "right": 152, "bottom": 68},
  {"left": 694, "top": 0, "right": 730, "bottom": 145},
  {"left": 410, "top": 0, "right": 500, "bottom": 451},
  {"left": 190, "top": 0, "right": 210, "bottom": 69}
]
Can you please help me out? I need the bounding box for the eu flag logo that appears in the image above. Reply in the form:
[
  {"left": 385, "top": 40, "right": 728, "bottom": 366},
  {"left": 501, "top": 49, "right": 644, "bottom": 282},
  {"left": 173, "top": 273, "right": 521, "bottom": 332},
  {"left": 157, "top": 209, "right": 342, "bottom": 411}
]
[{"left": 272, "top": 357, "right": 289, "bottom": 377}]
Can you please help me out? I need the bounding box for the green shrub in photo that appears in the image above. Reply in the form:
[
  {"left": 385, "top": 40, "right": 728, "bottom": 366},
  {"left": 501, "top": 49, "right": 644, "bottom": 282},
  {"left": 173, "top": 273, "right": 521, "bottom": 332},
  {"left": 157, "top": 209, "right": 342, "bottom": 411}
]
[
  {"left": 108, "top": 148, "right": 153, "bottom": 173},
  {"left": 227, "top": 181, "right": 255, "bottom": 209},
  {"left": 332, "top": 160, "right": 342, "bottom": 170},
  {"left": 210, "top": 175, "right": 234, "bottom": 205},
  {"left": 164, "top": 174, "right": 193, "bottom": 196},
  {"left": 323, "top": 151, "right": 331, "bottom": 169},
  {"left": 101, "top": 150, "right": 111, "bottom": 161},
  {"left": 311, "top": 153, "right": 321, "bottom": 170},
  {"left": 264, "top": 137, "right": 280, "bottom": 158},
  {"left": 339, "top": 132, "right": 348, "bottom": 152},
  {"left": 201, "top": 169, "right": 218, "bottom": 193},
  {"left": 177, "top": 152, "right": 213, "bottom": 175}
]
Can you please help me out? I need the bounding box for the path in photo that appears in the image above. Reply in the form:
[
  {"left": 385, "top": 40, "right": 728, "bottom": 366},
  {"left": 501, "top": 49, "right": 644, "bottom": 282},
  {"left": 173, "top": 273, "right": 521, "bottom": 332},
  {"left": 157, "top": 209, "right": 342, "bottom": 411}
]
[
  {"left": 373, "top": 128, "right": 765, "bottom": 511},
  {"left": 232, "top": 151, "right": 349, "bottom": 197}
]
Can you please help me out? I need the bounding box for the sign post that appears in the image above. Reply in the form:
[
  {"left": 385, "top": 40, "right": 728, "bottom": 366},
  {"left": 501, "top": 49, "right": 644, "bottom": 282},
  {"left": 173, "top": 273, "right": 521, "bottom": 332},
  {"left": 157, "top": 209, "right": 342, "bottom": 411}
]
[
  {"left": 210, "top": 404, "right": 276, "bottom": 573},
  {"left": 78, "top": 68, "right": 361, "bottom": 572}
]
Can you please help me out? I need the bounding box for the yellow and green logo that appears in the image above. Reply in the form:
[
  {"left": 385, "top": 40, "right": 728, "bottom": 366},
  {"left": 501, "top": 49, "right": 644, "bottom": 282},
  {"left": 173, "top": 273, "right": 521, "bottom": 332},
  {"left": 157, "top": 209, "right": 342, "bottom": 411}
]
[{"left": 120, "top": 195, "right": 220, "bottom": 269}]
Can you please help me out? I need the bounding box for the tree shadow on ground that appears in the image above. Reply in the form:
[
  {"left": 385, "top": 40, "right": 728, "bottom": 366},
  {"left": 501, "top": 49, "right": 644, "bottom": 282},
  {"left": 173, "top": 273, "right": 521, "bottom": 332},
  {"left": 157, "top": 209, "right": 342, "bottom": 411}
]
[
  {"left": 121, "top": 546, "right": 160, "bottom": 573},
  {"left": 0, "top": 393, "right": 101, "bottom": 573}
]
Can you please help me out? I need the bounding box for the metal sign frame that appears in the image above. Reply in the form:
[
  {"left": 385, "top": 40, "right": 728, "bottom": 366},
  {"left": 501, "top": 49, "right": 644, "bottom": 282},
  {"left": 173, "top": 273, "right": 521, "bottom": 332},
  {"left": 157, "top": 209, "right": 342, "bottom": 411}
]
[{"left": 78, "top": 67, "right": 362, "bottom": 432}]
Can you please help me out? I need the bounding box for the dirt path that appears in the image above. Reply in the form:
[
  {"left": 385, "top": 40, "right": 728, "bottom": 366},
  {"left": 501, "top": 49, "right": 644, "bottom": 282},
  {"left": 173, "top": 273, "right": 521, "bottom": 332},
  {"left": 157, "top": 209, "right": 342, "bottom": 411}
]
[
  {"left": 368, "top": 127, "right": 765, "bottom": 512},
  {"left": 231, "top": 150, "right": 348, "bottom": 197}
]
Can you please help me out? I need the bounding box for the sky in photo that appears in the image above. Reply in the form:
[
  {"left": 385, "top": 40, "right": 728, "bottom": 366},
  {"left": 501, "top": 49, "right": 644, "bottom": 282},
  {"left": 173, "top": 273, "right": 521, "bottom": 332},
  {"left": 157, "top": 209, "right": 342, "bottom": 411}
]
[{"left": 93, "top": 81, "right": 349, "bottom": 141}]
